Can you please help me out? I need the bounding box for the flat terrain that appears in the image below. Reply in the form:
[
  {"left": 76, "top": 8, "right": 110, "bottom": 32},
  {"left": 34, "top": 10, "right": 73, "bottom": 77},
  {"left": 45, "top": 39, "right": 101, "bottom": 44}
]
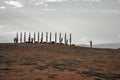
[{"left": 0, "top": 43, "right": 120, "bottom": 80}]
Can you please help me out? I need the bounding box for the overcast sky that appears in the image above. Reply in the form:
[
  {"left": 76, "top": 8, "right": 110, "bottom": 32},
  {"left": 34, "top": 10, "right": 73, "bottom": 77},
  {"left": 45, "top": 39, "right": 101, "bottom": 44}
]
[{"left": 0, "top": 0, "right": 120, "bottom": 44}]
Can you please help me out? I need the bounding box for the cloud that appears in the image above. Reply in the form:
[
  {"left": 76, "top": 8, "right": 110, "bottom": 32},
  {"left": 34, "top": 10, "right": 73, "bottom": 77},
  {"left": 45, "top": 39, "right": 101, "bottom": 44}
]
[
  {"left": 0, "top": 6, "right": 6, "bottom": 10},
  {"left": 34, "top": 2, "right": 41, "bottom": 5},
  {"left": 80, "top": 0, "right": 101, "bottom": 2},
  {"left": 117, "top": 35, "right": 120, "bottom": 38},
  {"left": 73, "top": 9, "right": 120, "bottom": 14},
  {"left": 80, "top": 37, "right": 86, "bottom": 41},
  {"left": 43, "top": 8, "right": 56, "bottom": 11},
  {"left": 0, "top": 25, "right": 4, "bottom": 28},
  {"left": 46, "top": 0, "right": 63, "bottom": 2},
  {"left": 0, "top": 0, "right": 120, "bottom": 44},
  {"left": 4, "top": 0, "right": 23, "bottom": 8}
]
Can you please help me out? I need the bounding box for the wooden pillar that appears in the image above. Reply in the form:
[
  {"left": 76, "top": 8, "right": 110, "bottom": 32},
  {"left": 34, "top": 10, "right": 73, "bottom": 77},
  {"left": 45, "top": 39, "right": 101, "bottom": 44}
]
[
  {"left": 69, "top": 33, "right": 71, "bottom": 45},
  {"left": 20, "top": 32, "right": 22, "bottom": 43},
  {"left": 28, "top": 32, "right": 31, "bottom": 42},
  {"left": 24, "top": 32, "right": 26, "bottom": 43},
  {"left": 16, "top": 32, "right": 18, "bottom": 39},
  {"left": 90, "top": 41, "right": 92, "bottom": 48},
  {"left": 66, "top": 39, "right": 68, "bottom": 44},
  {"left": 16, "top": 32, "right": 18, "bottom": 43},
  {"left": 55, "top": 32, "right": 57, "bottom": 43},
  {"left": 38, "top": 32, "right": 39, "bottom": 43},
  {"left": 34, "top": 32, "right": 36, "bottom": 43},
  {"left": 50, "top": 32, "right": 52, "bottom": 43},
  {"left": 59, "top": 33, "right": 61, "bottom": 43},
  {"left": 64, "top": 33, "right": 67, "bottom": 44},
  {"left": 46, "top": 32, "right": 48, "bottom": 43},
  {"left": 41, "top": 32, "right": 43, "bottom": 43}
]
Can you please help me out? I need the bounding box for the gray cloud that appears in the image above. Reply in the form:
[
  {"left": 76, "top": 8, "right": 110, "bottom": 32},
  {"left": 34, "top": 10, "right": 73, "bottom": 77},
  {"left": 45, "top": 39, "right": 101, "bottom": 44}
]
[
  {"left": 4, "top": 0, "right": 24, "bottom": 8},
  {"left": 0, "top": 0, "right": 120, "bottom": 44}
]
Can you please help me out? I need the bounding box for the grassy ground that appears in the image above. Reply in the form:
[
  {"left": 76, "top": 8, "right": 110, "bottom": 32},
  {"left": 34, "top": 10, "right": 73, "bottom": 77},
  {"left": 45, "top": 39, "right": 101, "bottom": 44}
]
[{"left": 0, "top": 43, "right": 120, "bottom": 80}]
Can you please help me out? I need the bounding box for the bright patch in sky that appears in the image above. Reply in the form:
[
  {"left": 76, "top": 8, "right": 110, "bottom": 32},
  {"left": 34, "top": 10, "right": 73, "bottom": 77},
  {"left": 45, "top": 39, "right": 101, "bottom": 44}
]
[
  {"left": 43, "top": 8, "right": 56, "bottom": 11},
  {"left": 81, "top": 37, "right": 86, "bottom": 41},
  {"left": 0, "top": 25, "right": 4, "bottom": 28},
  {"left": 119, "top": 0, "right": 120, "bottom": 4},
  {"left": 4, "top": 0, "right": 23, "bottom": 8},
  {"left": 117, "top": 35, "right": 120, "bottom": 38},
  {"left": 34, "top": 3, "right": 41, "bottom": 5},
  {"left": 46, "top": 0, "right": 63, "bottom": 2},
  {"left": 44, "top": 4, "right": 48, "bottom": 7},
  {"left": 0, "top": 6, "right": 6, "bottom": 9},
  {"left": 81, "top": 0, "right": 100, "bottom": 2}
]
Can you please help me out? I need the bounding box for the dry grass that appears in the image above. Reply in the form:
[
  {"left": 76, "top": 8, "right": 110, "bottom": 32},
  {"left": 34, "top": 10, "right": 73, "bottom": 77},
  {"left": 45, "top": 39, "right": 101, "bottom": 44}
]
[{"left": 0, "top": 43, "right": 120, "bottom": 80}]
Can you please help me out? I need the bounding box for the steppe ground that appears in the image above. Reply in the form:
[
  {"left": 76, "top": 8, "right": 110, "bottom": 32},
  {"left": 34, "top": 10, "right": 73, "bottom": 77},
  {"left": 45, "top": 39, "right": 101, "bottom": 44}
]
[{"left": 0, "top": 43, "right": 120, "bottom": 80}]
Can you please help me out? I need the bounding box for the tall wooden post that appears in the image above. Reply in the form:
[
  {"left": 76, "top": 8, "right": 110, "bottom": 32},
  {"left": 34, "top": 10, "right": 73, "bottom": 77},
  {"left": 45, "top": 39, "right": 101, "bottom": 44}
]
[
  {"left": 64, "top": 33, "right": 67, "bottom": 44},
  {"left": 28, "top": 32, "right": 31, "bottom": 42},
  {"left": 16, "top": 32, "right": 18, "bottom": 43},
  {"left": 61, "top": 37, "right": 63, "bottom": 43},
  {"left": 55, "top": 32, "right": 57, "bottom": 43},
  {"left": 66, "top": 39, "right": 68, "bottom": 44},
  {"left": 34, "top": 32, "right": 36, "bottom": 43},
  {"left": 69, "top": 33, "right": 71, "bottom": 45},
  {"left": 20, "top": 32, "right": 22, "bottom": 43},
  {"left": 59, "top": 33, "right": 61, "bottom": 43},
  {"left": 46, "top": 32, "right": 48, "bottom": 43},
  {"left": 50, "top": 32, "right": 52, "bottom": 43},
  {"left": 41, "top": 32, "right": 43, "bottom": 43},
  {"left": 16, "top": 32, "right": 18, "bottom": 39},
  {"left": 24, "top": 32, "right": 26, "bottom": 43},
  {"left": 90, "top": 41, "right": 92, "bottom": 48},
  {"left": 38, "top": 32, "right": 39, "bottom": 43}
]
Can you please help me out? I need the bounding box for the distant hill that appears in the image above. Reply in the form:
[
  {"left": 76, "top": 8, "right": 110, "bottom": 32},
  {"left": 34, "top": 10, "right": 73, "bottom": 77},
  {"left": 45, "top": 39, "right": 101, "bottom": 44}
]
[
  {"left": 78, "top": 44, "right": 89, "bottom": 47},
  {"left": 93, "top": 43, "right": 120, "bottom": 49},
  {"left": 78, "top": 43, "right": 120, "bottom": 49}
]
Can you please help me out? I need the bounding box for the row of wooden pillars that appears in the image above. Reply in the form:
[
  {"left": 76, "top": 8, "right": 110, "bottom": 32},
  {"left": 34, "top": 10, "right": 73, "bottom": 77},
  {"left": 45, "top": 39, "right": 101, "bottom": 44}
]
[{"left": 14, "top": 32, "right": 72, "bottom": 45}]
